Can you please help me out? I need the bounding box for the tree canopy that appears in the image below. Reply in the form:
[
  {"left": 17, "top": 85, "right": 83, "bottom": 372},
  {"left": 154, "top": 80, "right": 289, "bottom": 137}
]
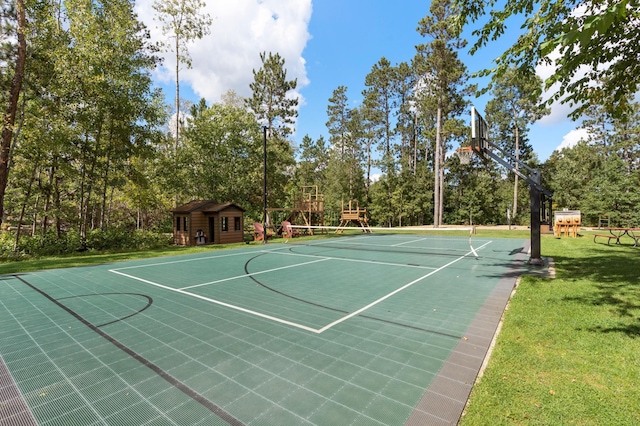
[
  {"left": 456, "top": 0, "right": 639, "bottom": 120},
  {"left": 0, "top": 1, "right": 639, "bottom": 257}
]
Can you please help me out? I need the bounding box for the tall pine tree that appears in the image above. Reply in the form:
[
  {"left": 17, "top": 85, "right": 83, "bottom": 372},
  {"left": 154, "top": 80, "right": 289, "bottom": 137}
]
[
  {"left": 246, "top": 51, "right": 298, "bottom": 211},
  {"left": 415, "top": 0, "right": 470, "bottom": 227}
]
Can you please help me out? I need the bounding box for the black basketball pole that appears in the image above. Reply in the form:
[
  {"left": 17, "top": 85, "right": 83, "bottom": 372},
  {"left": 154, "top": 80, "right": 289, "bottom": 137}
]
[
  {"left": 472, "top": 106, "right": 551, "bottom": 266},
  {"left": 262, "top": 126, "right": 267, "bottom": 245},
  {"left": 529, "top": 169, "right": 544, "bottom": 265}
]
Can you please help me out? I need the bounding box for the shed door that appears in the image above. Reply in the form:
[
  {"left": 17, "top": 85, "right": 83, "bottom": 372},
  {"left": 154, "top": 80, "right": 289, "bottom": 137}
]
[{"left": 208, "top": 217, "right": 215, "bottom": 244}]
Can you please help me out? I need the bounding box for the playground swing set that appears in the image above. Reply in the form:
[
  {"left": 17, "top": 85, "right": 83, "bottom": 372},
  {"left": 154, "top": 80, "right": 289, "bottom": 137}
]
[
  {"left": 253, "top": 185, "right": 372, "bottom": 241},
  {"left": 254, "top": 185, "right": 326, "bottom": 241}
]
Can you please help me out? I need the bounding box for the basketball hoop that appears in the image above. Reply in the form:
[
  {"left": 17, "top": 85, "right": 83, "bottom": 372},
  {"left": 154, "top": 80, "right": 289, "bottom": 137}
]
[{"left": 455, "top": 146, "right": 474, "bottom": 165}]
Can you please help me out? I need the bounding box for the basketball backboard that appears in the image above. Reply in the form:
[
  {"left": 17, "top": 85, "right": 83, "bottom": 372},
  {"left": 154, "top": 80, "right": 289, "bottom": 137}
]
[{"left": 471, "top": 106, "right": 489, "bottom": 152}]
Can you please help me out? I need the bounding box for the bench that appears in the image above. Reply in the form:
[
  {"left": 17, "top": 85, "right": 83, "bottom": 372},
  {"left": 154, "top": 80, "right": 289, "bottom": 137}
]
[{"left": 593, "top": 234, "right": 619, "bottom": 245}]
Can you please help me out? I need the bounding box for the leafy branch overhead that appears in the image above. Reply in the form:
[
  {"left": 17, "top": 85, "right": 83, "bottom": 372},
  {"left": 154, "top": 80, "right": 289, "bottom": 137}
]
[{"left": 456, "top": 0, "right": 639, "bottom": 119}]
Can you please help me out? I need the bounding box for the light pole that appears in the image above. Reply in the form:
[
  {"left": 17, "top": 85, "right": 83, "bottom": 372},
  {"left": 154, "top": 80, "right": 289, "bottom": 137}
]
[{"left": 262, "top": 126, "right": 268, "bottom": 244}]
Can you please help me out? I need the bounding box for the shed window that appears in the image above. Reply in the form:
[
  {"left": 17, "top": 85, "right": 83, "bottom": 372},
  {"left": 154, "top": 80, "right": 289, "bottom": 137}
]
[
  {"left": 176, "top": 216, "right": 181, "bottom": 231},
  {"left": 183, "top": 217, "right": 188, "bottom": 232},
  {"left": 222, "top": 217, "right": 228, "bottom": 232},
  {"left": 234, "top": 217, "right": 241, "bottom": 231}
]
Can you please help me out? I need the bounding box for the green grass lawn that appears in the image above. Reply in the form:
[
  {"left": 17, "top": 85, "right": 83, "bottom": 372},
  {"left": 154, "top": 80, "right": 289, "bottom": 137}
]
[
  {"left": 2, "top": 229, "right": 638, "bottom": 424},
  {"left": 0, "top": 242, "right": 248, "bottom": 275},
  {"left": 461, "top": 231, "right": 640, "bottom": 425}
]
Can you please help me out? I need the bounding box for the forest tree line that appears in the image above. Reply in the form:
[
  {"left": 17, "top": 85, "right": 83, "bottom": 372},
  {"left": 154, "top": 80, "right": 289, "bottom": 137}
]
[{"left": 1, "top": 0, "right": 638, "bottom": 255}]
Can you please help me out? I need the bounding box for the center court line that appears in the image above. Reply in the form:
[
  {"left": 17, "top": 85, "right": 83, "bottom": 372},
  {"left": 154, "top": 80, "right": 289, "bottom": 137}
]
[
  {"left": 112, "top": 246, "right": 290, "bottom": 271},
  {"left": 266, "top": 250, "right": 437, "bottom": 270},
  {"left": 179, "top": 257, "right": 331, "bottom": 290},
  {"left": 113, "top": 250, "right": 257, "bottom": 271},
  {"left": 299, "top": 237, "right": 470, "bottom": 252},
  {"left": 391, "top": 236, "right": 431, "bottom": 247},
  {"left": 109, "top": 268, "right": 323, "bottom": 333}
]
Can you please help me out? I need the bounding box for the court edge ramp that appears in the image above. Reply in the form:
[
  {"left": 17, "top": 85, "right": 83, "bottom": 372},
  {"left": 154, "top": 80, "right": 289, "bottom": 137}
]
[
  {"left": 405, "top": 241, "right": 532, "bottom": 426},
  {"left": 0, "top": 356, "right": 38, "bottom": 426}
]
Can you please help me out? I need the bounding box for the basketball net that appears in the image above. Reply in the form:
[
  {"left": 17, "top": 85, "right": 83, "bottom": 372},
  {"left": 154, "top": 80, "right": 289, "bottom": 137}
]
[{"left": 455, "top": 146, "right": 474, "bottom": 165}]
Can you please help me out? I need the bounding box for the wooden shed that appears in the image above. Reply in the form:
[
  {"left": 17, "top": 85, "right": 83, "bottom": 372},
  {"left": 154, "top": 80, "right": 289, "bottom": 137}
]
[{"left": 172, "top": 200, "right": 245, "bottom": 246}]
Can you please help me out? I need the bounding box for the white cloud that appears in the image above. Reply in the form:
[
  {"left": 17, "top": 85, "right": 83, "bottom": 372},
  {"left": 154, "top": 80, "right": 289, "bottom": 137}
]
[
  {"left": 555, "top": 128, "right": 590, "bottom": 152},
  {"left": 533, "top": 3, "right": 594, "bottom": 126},
  {"left": 535, "top": 48, "right": 585, "bottom": 126},
  {"left": 135, "top": 0, "right": 312, "bottom": 104}
]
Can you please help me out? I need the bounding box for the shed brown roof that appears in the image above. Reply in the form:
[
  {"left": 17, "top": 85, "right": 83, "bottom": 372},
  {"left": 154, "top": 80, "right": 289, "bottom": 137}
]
[{"left": 172, "top": 200, "right": 245, "bottom": 214}]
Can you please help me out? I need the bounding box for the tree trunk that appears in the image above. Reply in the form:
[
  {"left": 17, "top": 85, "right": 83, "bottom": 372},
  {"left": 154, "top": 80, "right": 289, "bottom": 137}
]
[
  {"left": 107, "top": 186, "right": 115, "bottom": 229},
  {"left": 513, "top": 114, "right": 520, "bottom": 221},
  {"left": 13, "top": 162, "right": 38, "bottom": 252},
  {"left": 439, "top": 134, "right": 445, "bottom": 224},
  {"left": 31, "top": 168, "right": 42, "bottom": 235},
  {"left": 413, "top": 116, "right": 418, "bottom": 175},
  {"left": 366, "top": 138, "right": 372, "bottom": 203},
  {"left": 175, "top": 38, "right": 180, "bottom": 150},
  {"left": 0, "top": 0, "right": 27, "bottom": 229},
  {"left": 433, "top": 105, "right": 442, "bottom": 227},
  {"left": 41, "top": 165, "right": 56, "bottom": 236},
  {"left": 100, "top": 133, "right": 113, "bottom": 230},
  {"left": 174, "top": 39, "right": 180, "bottom": 207},
  {"left": 80, "top": 123, "right": 102, "bottom": 243},
  {"left": 81, "top": 149, "right": 99, "bottom": 241},
  {"left": 54, "top": 166, "right": 62, "bottom": 237},
  {"left": 78, "top": 138, "right": 88, "bottom": 234}
]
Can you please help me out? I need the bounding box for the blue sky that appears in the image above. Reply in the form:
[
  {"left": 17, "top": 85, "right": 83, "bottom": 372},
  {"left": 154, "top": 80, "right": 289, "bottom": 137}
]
[{"left": 135, "top": 0, "right": 586, "bottom": 163}]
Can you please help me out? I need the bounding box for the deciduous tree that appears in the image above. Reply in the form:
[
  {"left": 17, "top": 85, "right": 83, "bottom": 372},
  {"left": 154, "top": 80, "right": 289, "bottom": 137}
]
[
  {"left": 457, "top": 0, "right": 639, "bottom": 119},
  {"left": 0, "top": 0, "right": 26, "bottom": 228},
  {"left": 152, "top": 0, "right": 211, "bottom": 146}
]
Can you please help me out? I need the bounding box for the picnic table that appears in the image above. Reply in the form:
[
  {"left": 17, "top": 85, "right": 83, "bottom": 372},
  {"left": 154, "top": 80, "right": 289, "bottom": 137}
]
[{"left": 593, "top": 228, "right": 640, "bottom": 246}]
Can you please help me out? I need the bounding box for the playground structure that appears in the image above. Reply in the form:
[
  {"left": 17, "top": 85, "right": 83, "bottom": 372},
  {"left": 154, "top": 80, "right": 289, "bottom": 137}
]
[
  {"left": 336, "top": 199, "right": 371, "bottom": 233},
  {"left": 265, "top": 186, "right": 371, "bottom": 236},
  {"left": 266, "top": 186, "right": 325, "bottom": 235}
]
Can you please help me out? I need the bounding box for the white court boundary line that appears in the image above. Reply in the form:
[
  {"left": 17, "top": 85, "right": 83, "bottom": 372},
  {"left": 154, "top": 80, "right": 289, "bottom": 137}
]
[
  {"left": 115, "top": 248, "right": 437, "bottom": 292},
  {"left": 109, "top": 241, "right": 493, "bottom": 334},
  {"left": 317, "top": 240, "right": 492, "bottom": 332},
  {"left": 110, "top": 267, "right": 321, "bottom": 333},
  {"left": 113, "top": 248, "right": 285, "bottom": 271},
  {"left": 180, "top": 257, "right": 331, "bottom": 290},
  {"left": 265, "top": 250, "right": 438, "bottom": 270},
  {"left": 297, "top": 232, "right": 482, "bottom": 258}
]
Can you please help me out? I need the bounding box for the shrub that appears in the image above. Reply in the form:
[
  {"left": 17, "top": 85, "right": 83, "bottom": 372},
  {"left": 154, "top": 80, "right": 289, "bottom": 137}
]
[
  {"left": 0, "top": 228, "right": 171, "bottom": 259},
  {"left": 0, "top": 232, "right": 17, "bottom": 257},
  {"left": 86, "top": 228, "right": 171, "bottom": 251},
  {"left": 19, "top": 229, "right": 84, "bottom": 255}
]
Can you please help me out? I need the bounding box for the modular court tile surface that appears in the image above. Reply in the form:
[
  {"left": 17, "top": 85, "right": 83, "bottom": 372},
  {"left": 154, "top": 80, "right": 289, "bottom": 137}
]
[{"left": 0, "top": 233, "right": 531, "bottom": 425}]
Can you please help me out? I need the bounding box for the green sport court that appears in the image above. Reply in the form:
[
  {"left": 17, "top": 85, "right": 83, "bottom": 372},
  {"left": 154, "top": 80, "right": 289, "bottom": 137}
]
[{"left": 1, "top": 231, "right": 531, "bottom": 425}]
